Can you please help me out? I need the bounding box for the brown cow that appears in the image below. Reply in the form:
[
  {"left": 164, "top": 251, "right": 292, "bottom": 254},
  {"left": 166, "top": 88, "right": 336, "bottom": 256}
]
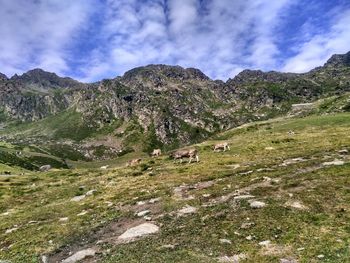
[
  {"left": 213, "top": 142, "right": 230, "bottom": 152},
  {"left": 126, "top": 158, "right": 142, "bottom": 166},
  {"left": 151, "top": 149, "right": 162, "bottom": 157},
  {"left": 171, "top": 149, "right": 199, "bottom": 163}
]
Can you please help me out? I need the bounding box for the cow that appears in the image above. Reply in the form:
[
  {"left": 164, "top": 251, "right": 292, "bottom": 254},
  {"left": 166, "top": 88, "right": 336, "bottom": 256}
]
[
  {"left": 127, "top": 158, "right": 142, "bottom": 166},
  {"left": 39, "top": 165, "right": 52, "bottom": 172},
  {"left": 151, "top": 149, "right": 162, "bottom": 157},
  {"left": 171, "top": 149, "right": 199, "bottom": 163},
  {"left": 213, "top": 142, "right": 230, "bottom": 152}
]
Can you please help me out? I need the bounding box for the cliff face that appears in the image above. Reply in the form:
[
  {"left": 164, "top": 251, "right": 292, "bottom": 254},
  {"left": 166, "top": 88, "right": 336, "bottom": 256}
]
[{"left": 0, "top": 52, "right": 350, "bottom": 154}]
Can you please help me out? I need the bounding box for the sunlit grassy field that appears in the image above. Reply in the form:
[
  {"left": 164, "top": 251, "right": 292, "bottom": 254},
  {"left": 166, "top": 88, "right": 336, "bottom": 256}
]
[{"left": 1, "top": 113, "right": 350, "bottom": 262}]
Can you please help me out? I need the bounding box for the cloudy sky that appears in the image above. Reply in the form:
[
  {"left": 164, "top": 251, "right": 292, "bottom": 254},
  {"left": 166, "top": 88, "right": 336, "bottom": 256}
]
[{"left": 0, "top": 0, "right": 349, "bottom": 82}]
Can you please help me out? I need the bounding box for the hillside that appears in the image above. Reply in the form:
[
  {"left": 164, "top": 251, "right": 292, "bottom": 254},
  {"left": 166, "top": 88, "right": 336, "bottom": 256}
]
[
  {"left": 0, "top": 113, "right": 349, "bottom": 262},
  {"left": 0, "top": 52, "right": 349, "bottom": 163}
]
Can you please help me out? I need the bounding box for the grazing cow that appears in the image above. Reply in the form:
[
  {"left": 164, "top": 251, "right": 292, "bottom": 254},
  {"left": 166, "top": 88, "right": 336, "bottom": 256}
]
[
  {"left": 127, "top": 158, "right": 142, "bottom": 166},
  {"left": 213, "top": 142, "right": 230, "bottom": 152},
  {"left": 171, "top": 149, "right": 199, "bottom": 163},
  {"left": 39, "top": 165, "right": 52, "bottom": 172},
  {"left": 151, "top": 149, "right": 162, "bottom": 157}
]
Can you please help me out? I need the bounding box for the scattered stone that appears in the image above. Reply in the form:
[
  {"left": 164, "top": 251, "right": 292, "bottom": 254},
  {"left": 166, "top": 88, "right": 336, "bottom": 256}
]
[
  {"left": 136, "top": 210, "right": 150, "bottom": 217},
  {"left": 161, "top": 244, "right": 176, "bottom": 249},
  {"left": 105, "top": 201, "right": 113, "bottom": 207},
  {"left": 219, "top": 239, "right": 232, "bottom": 244},
  {"left": 338, "top": 149, "right": 348, "bottom": 155},
  {"left": 233, "top": 194, "right": 254, "bottom": 200},
  {"left": 149, "top": 197, "right": 161, "bottom": 204},
  {"left": 100, "top": 165, "right": 109, "bottom": 169},
  {"left": 118, "top": 223, "right": 159, "bottom": 240},
  {"left": 285, "top": 201, "right": 308, "bottom": 210},
  {"left": 317, "top": 254, "right": 325, "bottom": 259},
  {"left": 85, "top": 189, "right": 97, "bottom": 196},
  {"left": 280, "top": 259, "right": 298, "bottom": 263},
  {"left": 144, "top": 216, "right": 152, "bottom": 221},
  {"left": 280, "top": 158, "right": 306, "bottom": 166},
  {"left": 217, "top": 254, "right": 247, "bottom": 263},
  {"left": 246, "top": 235, "right": 253, "bottom": 241},
  {"left": 61, "top": 248, "right": 96, "bottom": 263},
  {"left": 226, "top": 164, "right": 241, "bottom": 169},
  {"left": 239, "top": 170, "right": 253, "bottom": 175},
  {"left": 259, "top": 240, "right": 271, "bottom": 246},
  {"left": 5, "top": 227, "right": 18, "bottom": 234},
  {"left": 41, "top": 255, "right": 48, "bottom": 263},
  {"left": 136, "top": 201, "right": 146, "bottom": 206},
  {"left": 297, "top": 247, "right": 305, "bottom": 251},
  {"left": 177, "top": 205, "right": 197, "bottom": 216},
  {"left": 323, "top": 160, "right": 344, "bottom": 166},
  {"left": 70, "top": 195, "right": 86, "bottom": 202},
  {"left": 240, "top": 222, "right": 255, "bottom": 229},
  {"left": 77, "top": 211, "right": 88, "bottom": 216},
  {"left": 265, "top": 147, "right": 275, "bottom": 150},
  {"left": 59, "top": 217, "right": 69, "bottom": 222},
  {"left": 257, "top": 168, "right": 274, "bottom": 172},
  {"left": 195, "top": 180, "right": 214, "bottom": 190},
  {"left": 202, "top": 193, "right": 211, "bottom": 198},
  {"left": 249, "top": 201, "right": 266, "bottom": 209}
]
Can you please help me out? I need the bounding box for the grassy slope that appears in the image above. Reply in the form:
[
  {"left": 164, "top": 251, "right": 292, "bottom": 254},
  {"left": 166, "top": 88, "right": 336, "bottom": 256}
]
[{"left": 0, "top": 113, "right": 349, "bottom": 262}]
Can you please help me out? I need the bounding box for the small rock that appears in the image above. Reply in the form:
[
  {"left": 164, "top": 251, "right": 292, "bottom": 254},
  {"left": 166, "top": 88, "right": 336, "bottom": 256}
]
[
  {"left": 77, "top": 211, "right": 88, "bottom": 216},
  {"left": 202, "top": 193, "right": 211, "bottom": 198},
  {"left": 297, "top": 247, "right": 305, "bottom": 251},
  {"left": 246, "top": 235, "right": 253, "bottom": 240},
  {"left": 149, "top": 197, "right": 161, "bottom": 204},
  {"left": 41, "top": 255, "right": 48, "bottom": 263},
  {"left": 218, "top": 253, "right": 246, "bottom": 262},
  {"left": 249, "top": 201, "right": 266, "bottom": 208},
  {"left": 285, "top": 201, "right": 308, "bottom": 210},
  {"left": 136, "top": 201, "right": 146, "bottom": 206},
  {"left": 59, "top": 217, "right": 69, "bottom": 222},
  {"left": 317, "top": 254, "right": 325, "bottom": 259},
  {"left": 258, "top": 240, "right": 271, "bottom": 246},
  {"left": 161, "top": 244, "right": 176, "bottom": 249},
  {"left": 105, "top": 201, "right": 113, "bottom": 207},
  {"left": 234, "top": 195, "right": 255, "bottom": 200},
  {"left": 177, "top": 205, "right": 197, "bottom": 216},
  {"left": 280, "top": 259, "right": 298, "bottom": 263},
  {"left": 61, "top": 248, "right": 96, "bottom": 263},
  {"left": 5, "top": 227, "right": 18, "bottom": 234},
  {"left": 240, "top": 222, "right": 255, "bottom": 229},
  {"left": 265, "top": 147, "right": 275, "bottom": 150},
  {"left": 144, "top": 216, "right": 152, "bottom": 221},
  {"left": 219, "top": 239, "right": 232, "bottom": 244},
  {"left": 85, "top": 189, "right": 97, "bottom": 196},
  {"left": 136, "top": 210, "right": 150, "bottom": 217},
  {"left": 70, "top": 195, "right": 86, "bottom": 202},
  {"left": 338, "top": 149, "right": 348, "bottom": 154},
  {"left": 323, "top": 160, "right": 344, "bottom": 166},
  {"left": 118, "top": 223, "right": 159, "bottom": 240}
]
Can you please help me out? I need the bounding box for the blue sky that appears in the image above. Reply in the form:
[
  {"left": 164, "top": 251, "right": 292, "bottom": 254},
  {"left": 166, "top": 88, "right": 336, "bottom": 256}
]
[{"left": 0, "top": 0, "right": 349, "bottom": 82}]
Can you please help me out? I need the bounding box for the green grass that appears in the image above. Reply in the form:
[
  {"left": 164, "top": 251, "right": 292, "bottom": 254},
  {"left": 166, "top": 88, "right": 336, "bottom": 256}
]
[{"left": 0, "top": 113, "right": 350, "bottom": 262}]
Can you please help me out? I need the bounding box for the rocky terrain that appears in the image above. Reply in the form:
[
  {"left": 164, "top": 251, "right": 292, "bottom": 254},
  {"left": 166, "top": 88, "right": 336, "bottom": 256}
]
[{"left": 0, "top": 52, "right": 349, "bottom": 164}]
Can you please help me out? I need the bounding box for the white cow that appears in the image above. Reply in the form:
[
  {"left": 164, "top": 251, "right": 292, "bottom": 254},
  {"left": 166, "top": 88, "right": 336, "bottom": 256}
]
[
  {"left": 171, "top": 149, "right": 199, "bottom": 163},
  {"left": 213, "top": 142, "right": 230, "bottom": 152},
  {"left": 151, "top": 149, "right": 162, "bottom": 157}
]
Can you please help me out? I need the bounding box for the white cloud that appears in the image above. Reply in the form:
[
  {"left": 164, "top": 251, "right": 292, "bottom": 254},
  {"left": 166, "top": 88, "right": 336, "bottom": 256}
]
[
  {"left": 0, "top": 0, "right": 95, "bottom": 76},
  {"left": 283, "top": 9, "right": 350, "bottom": 72}
]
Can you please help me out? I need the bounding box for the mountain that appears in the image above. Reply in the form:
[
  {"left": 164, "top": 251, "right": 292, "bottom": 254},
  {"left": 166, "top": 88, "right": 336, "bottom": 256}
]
[{"left": 0, "top": 52, "right": 349, "bottom": 161}]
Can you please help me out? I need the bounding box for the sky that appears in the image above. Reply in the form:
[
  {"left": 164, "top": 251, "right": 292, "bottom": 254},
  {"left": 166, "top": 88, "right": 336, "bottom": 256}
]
[{"left": 0, "top": 0, "right": 350, "bottom": 82}]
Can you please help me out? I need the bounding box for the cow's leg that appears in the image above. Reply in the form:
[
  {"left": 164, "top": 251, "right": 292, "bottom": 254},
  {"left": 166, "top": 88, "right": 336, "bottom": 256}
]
[
  {"left": 196, "top": 155, "right": 199, "bottom": 162},
  {"left": 227, "top": 145, "right": 230, "bottom": 150}
]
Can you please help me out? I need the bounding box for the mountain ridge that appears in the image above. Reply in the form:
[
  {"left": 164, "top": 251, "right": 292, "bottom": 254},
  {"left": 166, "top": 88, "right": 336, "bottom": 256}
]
[{"left": 0, "top": 51, "right": 349, "bottom": 159}]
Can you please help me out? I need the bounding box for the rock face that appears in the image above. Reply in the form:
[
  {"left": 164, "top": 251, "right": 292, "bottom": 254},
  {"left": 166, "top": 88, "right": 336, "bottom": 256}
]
[{"left": 0, "top": 52, "right": 350, "bottom": 156}]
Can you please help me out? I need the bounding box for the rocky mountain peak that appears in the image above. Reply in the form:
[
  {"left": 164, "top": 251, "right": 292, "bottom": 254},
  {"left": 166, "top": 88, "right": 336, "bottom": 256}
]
[
  {"left": 325, "top": 51, "right": 350, "bottom": 67},
  {"left": 10, "top": 68, "right": 81, "bottom": 89},
  {"left": 122, "top": 64, "right": 209, "bottom": 82},
  {"left": 0, "top": 72, "right": 8, "bottom": 81},
  {"left": 228, "top": 69, "right": 296, "bottom": 85}
]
